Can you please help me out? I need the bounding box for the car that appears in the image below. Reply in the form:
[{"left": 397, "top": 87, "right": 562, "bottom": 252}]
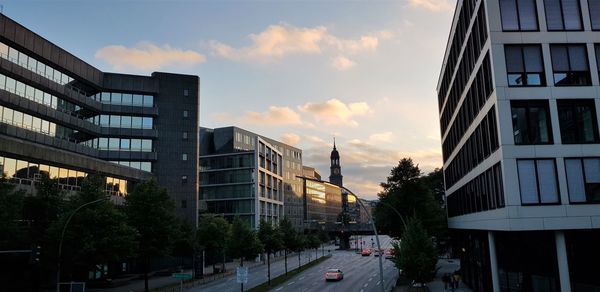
[
  {"left": 325, "top": 269, "right": 344, "bottom": 281},
  {"left": 384, "top": 249, "right": 395, "bottom": 259},
  {"left": 374, "top": 250, "right": 381, "bottom": 257},
  {"left": 361, "top": 248, "right": 372, "bottom": 256}
]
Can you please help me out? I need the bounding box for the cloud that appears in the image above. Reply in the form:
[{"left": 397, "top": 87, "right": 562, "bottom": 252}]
[
  {"left": 214, "top": 106, "right": 305, "bottom": 127},
  {"left": 209, "top": 23, "right": 392, "bottom": 69},
  {"left": 331, "top": 56, "right": 356, "bottom": 71},
  {"left": 369, "top": 132, "right": 393, "bottom": 143},
  {"left": 408, "top": 0, "right": 454, "bottom": 12},
  {"left": 95, "top": 42, "right": 206, "bottom": 71},
  {"left": 281, "top": 133, "right": 301, "bottom": 146},
  {"left": 299, "top": 98, "right": 371, "bottom": 126}
]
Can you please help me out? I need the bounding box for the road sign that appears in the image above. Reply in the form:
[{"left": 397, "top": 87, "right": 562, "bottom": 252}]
[
  {"left": 172, "top": 273, "right": 192, "bottom": 279},
  {"left": 236, "top": 267, "right": 248, "bottom": 284}
]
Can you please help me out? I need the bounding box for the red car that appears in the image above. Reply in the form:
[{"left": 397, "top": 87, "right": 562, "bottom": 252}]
[{"left": 361, "top": 249, "right": 372, "bottom": 256}]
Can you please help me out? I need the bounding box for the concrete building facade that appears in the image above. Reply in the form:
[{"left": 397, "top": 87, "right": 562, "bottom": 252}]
[
  {"left": 0, "top": 13, "right": 199, "bottom": 223},
  {"left": 438, "top": 0, "right": 600, "bottom": 290}
]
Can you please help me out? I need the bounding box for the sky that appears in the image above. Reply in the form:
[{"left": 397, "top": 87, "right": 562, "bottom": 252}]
[{"left": 1, "top": 0, "right": 455, "bottom": 200}]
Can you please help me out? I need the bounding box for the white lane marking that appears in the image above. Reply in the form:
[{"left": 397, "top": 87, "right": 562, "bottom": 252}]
[
  {"left": 364, "top": 283, "right": 369, "bottom": 288},
  {"left": 360, "top": 290, "right": 364, "bottom": 292},
  {"left": 368, "top": 277, "right": 373, "bottom": 282},
  {"left": 376, "top": 281, "right": 381, "bottom": 286},
  {"left": 299, "top": 276, "right": 305, "bottom": 280},
  {"left": 313, "top": 282, "right": 318, "bottom": 285},
  {"left": 275, "top": 287, "right": 283, "bottom": 291},
  {"left": 288, "top": 281, "right": 295, "bottom": 286}
]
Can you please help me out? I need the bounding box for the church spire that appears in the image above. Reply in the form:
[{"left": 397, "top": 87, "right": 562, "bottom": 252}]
[{"left": 333, "top": 136, "right": 336, "bottom": 150}]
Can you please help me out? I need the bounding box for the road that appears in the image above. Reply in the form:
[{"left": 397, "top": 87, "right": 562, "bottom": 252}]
[{"left": 272, "top": 235, "right": 398, "bottom": 292}]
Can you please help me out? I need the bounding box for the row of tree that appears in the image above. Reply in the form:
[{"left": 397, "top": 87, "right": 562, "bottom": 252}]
[
  {"left": 198, "top": 214, "right": 329, "bottom": 287},
  {"left": 372, "top": 158, "right": 447, "bottom": 285}
]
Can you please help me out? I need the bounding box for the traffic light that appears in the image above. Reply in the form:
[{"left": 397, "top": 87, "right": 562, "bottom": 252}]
[{"left": 30, "top": 245, "right": 41, "bottom": 263}]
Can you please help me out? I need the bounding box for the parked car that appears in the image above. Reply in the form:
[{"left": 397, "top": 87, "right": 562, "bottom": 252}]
[
  {"left": 325, "top": 269, "right": 344, "bottom": 281},
  {"left": 361, "top": 248, "right": 372, "bottom": 256},
  {"left": 384, "top": 249, "right": 395, "bottom": 259}
]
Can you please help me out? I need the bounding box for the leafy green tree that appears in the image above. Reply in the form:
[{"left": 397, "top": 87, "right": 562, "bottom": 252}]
[
  {"left": 317, "top": 230, "right": 329, "bottom": 256},
  {"left": 227, "top": 217, "right": 263, "bottom": 291},
  {"left": 0, "top": 173, "right": 26, "bottom": 250},
  {"left": 172, "top": 221, "right": 196, "bottom": 268},
  {"left": 257, "top": 219, "right": 283, "bottom": 286},
  {"left": 125, "top": 179, "right": 178, "bottom": 292},
  {"left": 373, "top": 158, "right": 446, "bottom": 239},
  {"left": 278, "top": 217, "right": 297, "bottom": 275},
  {"left": 52, "top": 174, "right": 137, "bottom": 282},
  {"left": 393, "top": 218, "right": 437, "bottom": 284},
  {"left": 197, "top": 214, "right": 230, "bottom": 274},
  {"left": 292, "top": 233, "right": 307, "bottom": 271},
  {"left": 307, "top": 233, "right": 321, "bottom": 260}
]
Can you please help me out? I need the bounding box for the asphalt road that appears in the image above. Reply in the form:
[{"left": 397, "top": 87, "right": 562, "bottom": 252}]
[{"left": 272, "top": 235, "right": 398, "bottom": 292}]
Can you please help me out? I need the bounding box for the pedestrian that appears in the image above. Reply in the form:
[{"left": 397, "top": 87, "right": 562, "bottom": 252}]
[
  {"left": 442, "top": 273, "right": 450, "bottom": 291},
  {"left": 452, "top": 271, "right": 461, "bottom": 289}
]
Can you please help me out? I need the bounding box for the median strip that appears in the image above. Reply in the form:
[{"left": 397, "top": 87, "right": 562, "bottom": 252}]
[{"left": 247, "top": 255, "right": 331, "bottom": 292}]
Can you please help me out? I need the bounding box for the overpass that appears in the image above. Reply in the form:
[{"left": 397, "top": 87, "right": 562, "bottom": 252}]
[{"left": 304, "top": 221, "right": 377, "bottom": 249}]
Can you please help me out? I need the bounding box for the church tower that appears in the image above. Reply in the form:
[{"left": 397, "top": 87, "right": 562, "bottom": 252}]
[{"left": 329, "top": 138, "right": 343, "bottom": 187}]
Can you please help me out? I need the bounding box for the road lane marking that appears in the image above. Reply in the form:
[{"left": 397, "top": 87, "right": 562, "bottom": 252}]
[
  {"left": 313, "top": 282, "right": 318, "bottom": 285},
  {"left": 288, "top": 281, "right": 295, "bottom": 286},
  {"left": 360, "top": 290, "right": 364, "bottom": 292},
  {"left": 369, "top": 277, "right": 373, "bottom": 282},
  {"left": 299, "top": 276, "right": 305, "bottom": 280},
  {"left": 364, "top": 283, "right": 369, "bottom": 288},
  {"left": 275, "top": 287, "right": 283, "bottom": 291},
  {"left": 377, "top": 281, "right": 381, "bottom": 285}
]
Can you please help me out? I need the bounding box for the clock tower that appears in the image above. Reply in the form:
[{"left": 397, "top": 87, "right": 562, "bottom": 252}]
[{"left": 329, "top": 138, "right": 343, "bottom": 187}]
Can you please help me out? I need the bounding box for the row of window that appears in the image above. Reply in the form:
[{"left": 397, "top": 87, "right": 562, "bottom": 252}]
[
  {"left": 511, "top": 99, "right": 599, "bottom": 144},
  {"left": 90, "top": 115, "right": 154, "bottom": 130},
  {"left": 445, "top": 107, "right": 500, "bottom": 188},
  {"left": 92, "top": 92, "right": 154, "bottom": 108},
  {"left": 81, "top": 137, "right": 153, "bottom": 152},
  {"left": 447, "top": 163, "right": 505, "bottom": 217},
  {"left": 199, "top": 154, "right": 254, "bottom": 171},
  {"left": 206, "top": 199, "right": 255, "bottom": 214},
  {"left": 0, "top": 155, "right": 129, "bottom": 196},
  {"left": 438, "top": 0, "right": 480, "bottom": 107},
  {"left": 442, "top": 55, "right": 494, "bottom": 160},
  {"left": 201, "top": 169, "right": 252, "bottom": 185},
  {"left": 200, "top": 184, "right": 254, "bottom": 200},
  {"left": 109, "top": 161, "right": 152, "bottom": 172},
  {"left": 500, "top": 0, "right": 600, "bottom": 31},
  {"left": 0, "top": 72, "right": 84, "bottom": 119},
  {"left": 517, "top": 157, "right": 600, "bottom": 204},
  {"left": 0, "top": 105, "right": 78, "bottom": 141},
  {"left": 0, "top": 41, "right": 74, "bottom": 86},
  {"left": 440, "top": 5, "right": 489, "bottom": 118}
]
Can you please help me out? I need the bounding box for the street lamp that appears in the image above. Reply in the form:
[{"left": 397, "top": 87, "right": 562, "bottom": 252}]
[
  {"left": 56, "top": 197, "right": 107, "bottom": 292},
  {"left": 296, "top": 176, "right": 385, "bottom": 292}
]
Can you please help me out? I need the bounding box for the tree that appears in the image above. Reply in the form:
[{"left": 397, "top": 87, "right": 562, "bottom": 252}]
[
  {"left": 0, "top": 173, "right": 26, "bottom": 250},
  {"left": 172, "top": 221, "right": 196, "bottom": 268},
  {"left": 421, "top": 168, "right": 445, "bottom": 207},
  {"left": 227, "top": 217, "right": 263, "bottom": 292},
  {"left": 307, "top": 233, "right": 321, "bottom": 260},
  {"left": 125, "top": 179, "right": 178, "bottom": 292},
  {"left": 51, "top": 174, "right": 137, "bottom": 282},
  {"left": 373, "top": 158, "right": 446, "bottom": 239},
  {"left": 317, "top": 230, "right": 329, "bottom": 256},
  {"left": 278, "top": 217, "right": 297, "bottom": 275},
  {"left": 393, "top": 218, "right": 437, "bottom": 285},
  {"left": 292, "top": 233, "right": 307, "bottom": 271},
  {"left": 197, "top": 214, "right": 230, "bottom": 274},
  {"left": 257, "top": 219, "right": 283, "bottom": 286}
]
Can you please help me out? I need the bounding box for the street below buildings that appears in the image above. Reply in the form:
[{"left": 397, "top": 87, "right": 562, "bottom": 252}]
[{"left": 269, "top": 235, "right": 397, "bottom": 292}]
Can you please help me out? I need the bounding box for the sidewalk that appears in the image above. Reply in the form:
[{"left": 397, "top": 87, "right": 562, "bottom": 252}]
[{"left": 393, "top": 259, "right": 472, "bottom": 292}]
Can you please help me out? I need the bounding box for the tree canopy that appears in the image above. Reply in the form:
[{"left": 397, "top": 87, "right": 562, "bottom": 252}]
[
  {"left": 392, "top": 218, "right": 437, "bottom": 284},
  {"left": 227, "top": 217, "right": 263, "bottom": 264}
]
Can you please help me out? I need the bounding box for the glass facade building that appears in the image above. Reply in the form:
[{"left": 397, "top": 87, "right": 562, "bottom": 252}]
[
  {"left": 0, "top": 13, "right": 199, "bottom": 223},
  {"left": 438, "top": 0, "right": 600, "bottom": 290}
]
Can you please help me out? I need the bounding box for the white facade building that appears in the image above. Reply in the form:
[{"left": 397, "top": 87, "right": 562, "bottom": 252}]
[{"left": 438, "top": 0, "right": 600, "bottom": 290}]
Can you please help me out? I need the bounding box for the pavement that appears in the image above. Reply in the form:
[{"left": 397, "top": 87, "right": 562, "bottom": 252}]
[
  {"left": 392, "top": 258, "right": 472, "bottom": 292},
  {"left": 268, "top": 235, "right": 398, "bottom": 292}
]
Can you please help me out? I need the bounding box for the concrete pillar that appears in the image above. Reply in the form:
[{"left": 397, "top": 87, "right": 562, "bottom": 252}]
[
  {"left": 555, "top": 231, "right": 571, "bottom": 292},
  {"left": 488, "top": 231, "right": 500, "bottom": 292}
]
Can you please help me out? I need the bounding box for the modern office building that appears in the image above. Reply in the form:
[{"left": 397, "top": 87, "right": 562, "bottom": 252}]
[
  {"left": 438, "top": 0, "right": 600, "bottom": 290},
  {"left": 302, "top": 165, "right": 322, "bottom": 180},
  {"left": 199, "top": 126, "right": 301, "bottom": 229},
  {"left": 0, "top": 13, "right": 200, "bottom": 223},
  {"left": 301, "top": 177, "right": 343, "bottom": 225}
]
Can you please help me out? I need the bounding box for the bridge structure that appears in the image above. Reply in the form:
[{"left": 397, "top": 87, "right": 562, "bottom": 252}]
[{"left": 304, "top": 221, "right": 376, "bottom": 249}]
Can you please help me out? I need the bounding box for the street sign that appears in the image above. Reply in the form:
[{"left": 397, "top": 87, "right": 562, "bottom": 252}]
[
  {"left": 172, "top": 273, "right": 192, "bottom": 279},
  {"left": 236, "top": 267, "right": 248, "bottom": 284}
]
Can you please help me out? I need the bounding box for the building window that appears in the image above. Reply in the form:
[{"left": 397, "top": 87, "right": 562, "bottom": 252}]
[
  {"left": 505, "top": 45, "right": 545, "bottom": 86},
  {"left": 565, "top": 158, "right": 600, "bottom": 203},
  {"left": 182, "top": 131, "right": 188, "bottom": 140},
  {"left": 557, "top": 99, "right": 600, "bottom": 143},
  {"left": 182, "top": 154, "right": 188, "bottom": 161},
  {"left": 500, "top": 0, "right": 539, "bottom": 31},
  {"left": 183, "top": 89, "right": 189, "bottom": 96},
  {"left": 544, "top": 0, "right": 583, "bottom": 30},
  {"left": 183, "top": 110, "right": 188, "bottom": 118},
  {"left": 181, "top": 200, "right": 187, "bottom": 208},
  {"left": 182, "top": 175, "right": 188, "bottom": 184},
  {"left": 590, "top": 0, "right": 600, "bottom": 29},
  {"left": 550, "top": 44, "right": 591, "bottom": 86},
  {"left": 511, "top": 100, "right": 553, "bottom": 145},
  {"left": 517, "top": 159, "right": 560, "bottom": 205}
]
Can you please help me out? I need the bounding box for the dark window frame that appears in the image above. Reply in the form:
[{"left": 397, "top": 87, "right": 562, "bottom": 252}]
[
  {"left": 565, "top": 157, "right": 600, "bottom": 204},
  {"left": 550, "top": 44, "right": 592, "bottom": 86},
  {"left": 544, "top": 0, "right": 584, "bottom": 31},
  {"left": 510, "top": 100, "right": 554, "bottom": 145},
  {"left": 517, "top": 158, "right": 562, "bottom": 206},
  {"left": 557, "top": 99, "right": 600, "bottom": 144},
  {"left": 500, "top": 0, "right": 541, "bottom": 31},
  {"left": 505, "top": 45, "right": 546, "bottom": 87}
]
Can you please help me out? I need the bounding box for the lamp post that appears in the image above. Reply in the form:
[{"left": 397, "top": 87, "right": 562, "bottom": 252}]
[
  {"left": 296, "top": 175, "right": 385, "bottom": 292},
  {"left": 56, "top": 197, "right": 107, "bottom": 292}
]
